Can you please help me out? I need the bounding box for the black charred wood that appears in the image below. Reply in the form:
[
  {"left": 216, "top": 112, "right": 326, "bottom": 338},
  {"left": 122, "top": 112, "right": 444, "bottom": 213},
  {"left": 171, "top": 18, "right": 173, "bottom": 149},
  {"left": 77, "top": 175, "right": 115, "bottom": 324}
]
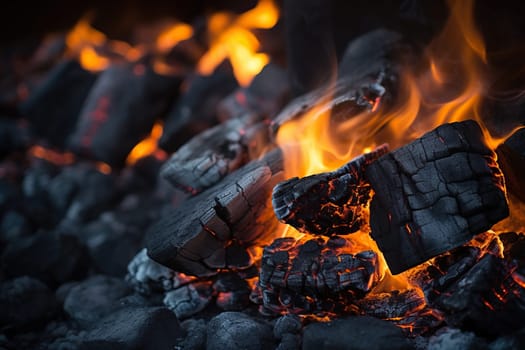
[
  {"left": 68, "top": 62, "right": 181, "bottom": 167},
  {"left": 257, "top": 236, "right": 380, "bottom": 315},
  {"left": 413, "top": 246, "right": 481, "bottom": 304},
  {"left": 433, "top": 253, "right": 525, "bottom": 336},
  {"left": 160, "top": 114, "right": 273, "bottom": 194},
  {"left": 272, "top": 144, "right": 388, "bottom": 236},
  {"left": 19, "top": 60, "right": 97, "bottom": 147},
  {"left": 159, "top": 62, "right": 238, "bottom": 153},
  {"left": 366, "top": 120, "right": 509, "bottom": 274},
  {"left": 217, "top": 63, "right": 290, "bottom": 121},
  {"left": 496, "top": 127, "right": 525, "bottom": 202},
  {"left": 146, "top": 149, "right": 284, "bottom": 277}
]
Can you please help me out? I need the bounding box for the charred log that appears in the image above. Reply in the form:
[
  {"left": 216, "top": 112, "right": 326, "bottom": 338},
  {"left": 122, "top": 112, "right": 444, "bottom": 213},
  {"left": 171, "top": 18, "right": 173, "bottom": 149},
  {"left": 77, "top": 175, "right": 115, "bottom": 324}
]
[
  {"left": 255, "top": 236, "right": 380, "bottom": 315},
  {"left": 433, "top": 253, "right": 525, "bottom": 336},
  {"left": 146, "top": 149, "right": 284, "bottom": 277},
  {"left": 161, "top": 114, "right": 274, "bottom": 194},
  {"left": 366, "top": 120, "right": 509, "bottom": 274},
  {"left": 68, "top": 62, "right": 181, "bottom": 167},
  {"left": 496, "top": 127, "right": 525, "bottom": 202},
  {"left": 272, "top": 144, "right": 388, "bottom": 236}
]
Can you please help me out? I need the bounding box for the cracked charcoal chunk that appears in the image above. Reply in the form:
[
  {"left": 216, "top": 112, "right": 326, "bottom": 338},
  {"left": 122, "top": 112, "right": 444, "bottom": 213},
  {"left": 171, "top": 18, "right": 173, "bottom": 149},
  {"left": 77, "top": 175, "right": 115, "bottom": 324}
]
[
  {"left": 161, "top": 114, "right": 273, "bottom": 194},
  {"left": 433, "top": 253, "right": 525, "bottom": 336},
  {"left": 147, "top": 149, "right": 284, "bottom": 277},
  {"left": 366, "top": 120, "right": 509, "bottom": 274},
  {"left": 272, "top": 144, "right": 389, "bottom": 236},
  {"left": 257, "top": 236, "right": 380, "bottom": 315}
]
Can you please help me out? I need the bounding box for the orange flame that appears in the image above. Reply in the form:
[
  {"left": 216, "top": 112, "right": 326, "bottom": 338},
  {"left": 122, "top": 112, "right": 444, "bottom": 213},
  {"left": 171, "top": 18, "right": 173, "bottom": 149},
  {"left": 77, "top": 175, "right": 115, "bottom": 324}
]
[
  {"left": 197, "top": 0, "right": 279, "bottom": 86},
  {"left": 275, "top": 0, "right": 518, "bottom": 290},
  {"left": 156, "top": 23, "right": 194, "bottom": 53},
  {"left": 126, "top": 122, "right": 166, "bottom": 165},
  {"left": 66, "top": 17, "right": 144, "bottom": 72}
]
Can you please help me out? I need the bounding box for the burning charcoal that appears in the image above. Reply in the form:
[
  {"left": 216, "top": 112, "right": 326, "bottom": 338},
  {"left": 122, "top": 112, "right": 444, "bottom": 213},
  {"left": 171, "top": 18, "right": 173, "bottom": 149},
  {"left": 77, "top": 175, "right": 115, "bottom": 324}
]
[
  {"left": 357, "top": 289, "right": 425, "bottom": 320},
  {"left": 302, "top": 316, "right": 413, "bottom": 350},
  {"left": 63, "top": 275, "right": 132, "bottom": 327},
  {"left": 427, "top": 328, "right": 488, "bottom": 350},
  {"left": 206, "top": 312, "right": 274, "bottom": 350},
  {"left": 217, "top": 63, "right": 290, "bottom": 121},
  {"left": 80, "top": 307, "right": 183, "bottom": 349},
  {"left": 433, "top": 254, "right": 525, "bottom": 336},
  {"left": 147, "top": 149, "right": 284, "bottom": 277},
  {"left": 366, "top": 120, "right": 509, "bottom": 274},
  {"left": 68, "top": 62, "right": 181, "bottom": 167},
  {"left": 258, "top": 236, "right": 380, "bottom": 315},
  {"left": 214, "top": 273, "right": 251, "bottom": 311},
  {"left": 159, "top": 62, "right": 238, "bottom": 153},
  {"left": 1, "top": 230, "right": 88, "bottom": 286},
  {"left": 163, "top": 282, "right": 213, "bottom": 319},
  {"left": 272, "top": 144, "right": 389, "bottom": 236},
  {"left": 0, "top": 276, "right": 58, "bottom": 331},
  {"left": 19, "top": 60, "right": 97, "bottom": 147},
  {"left": 161, "top": 113, "right": 272, "bottom": 194},
  {"left": 496, "top": 127, "right": 525, "bottom": 202}
]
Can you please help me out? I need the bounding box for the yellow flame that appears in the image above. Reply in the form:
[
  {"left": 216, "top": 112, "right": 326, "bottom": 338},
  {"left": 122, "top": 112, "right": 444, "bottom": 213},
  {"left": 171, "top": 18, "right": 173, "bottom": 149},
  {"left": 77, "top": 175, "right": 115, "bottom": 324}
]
[
  {"left": 156, "top": 23, "right": 194, "bottom": 53},
  {"left": 197, "top": 0, "right": 279, "bottom": 86},
  {"left": 275, "top": 0, "right": 511, "bottom": 290},
  {"left": 126, "top": 122, "right": 165, "bottom": 165}
]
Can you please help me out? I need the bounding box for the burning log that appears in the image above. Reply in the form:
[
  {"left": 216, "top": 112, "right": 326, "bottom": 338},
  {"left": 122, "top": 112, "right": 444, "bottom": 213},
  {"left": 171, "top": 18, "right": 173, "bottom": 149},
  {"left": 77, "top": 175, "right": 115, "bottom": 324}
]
[
  {"left": 366, "top": 120, "right": 509, "bottom": 274},
  {"left": 496, "top": 127, "right": 525, "bottom": 203},
  {"left": 272, "top": 144, "right": 388, "bottom": 236},
  {"left": 255, "top": 236, "right": 380, "bottom": 315},
  {"left": 158, "top": 62, "right": 238, "bottom": 153},
  {"left": 68, "top": 62, "right": 181, "bottom": 167},
  {"left": 19, "top": 60, "right": 97, "bottom": 148},
  {"left": 146, "top": 149, "right": 284, "bottom": 277},
  {"left": 433, "top": 253, "right": 525, "bottom": 336},
  {"left": 160, "top": 114, "right": 273, "bottom": 194}
]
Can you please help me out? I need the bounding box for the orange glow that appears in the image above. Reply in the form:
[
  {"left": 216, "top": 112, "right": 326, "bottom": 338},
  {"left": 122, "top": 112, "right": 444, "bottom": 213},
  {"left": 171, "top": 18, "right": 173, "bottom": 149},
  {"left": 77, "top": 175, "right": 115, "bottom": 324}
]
[
  {"left": 275, "top": 0, "right": 518, "bottom": 293},
  {"left": 156, "top": 23, "right": 194, "bottom": 53},
  {"left": 95, "top": 162, "right": 112, "bottom": 175},
  {"left": 79, "top": 47, "right": 110, "bottom": 72},
  {"left": 29, "top": 145, "right": 75, "bottom": 165},
  {"left": 66, "top": 18, "right": 106, "bottom": 52},
  {"left": 126, "top": 122, "right": 166, "bottom": 165},
  {"left": 197, "top": 0, "right": 279, "bottom": 86}
]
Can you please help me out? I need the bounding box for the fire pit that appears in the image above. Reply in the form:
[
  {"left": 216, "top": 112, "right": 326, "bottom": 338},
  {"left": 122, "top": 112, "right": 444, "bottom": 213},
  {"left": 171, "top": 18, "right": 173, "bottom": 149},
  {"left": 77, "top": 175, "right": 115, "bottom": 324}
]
[{"left": 1, "top": 0, "right": 525, "bottom": 349}]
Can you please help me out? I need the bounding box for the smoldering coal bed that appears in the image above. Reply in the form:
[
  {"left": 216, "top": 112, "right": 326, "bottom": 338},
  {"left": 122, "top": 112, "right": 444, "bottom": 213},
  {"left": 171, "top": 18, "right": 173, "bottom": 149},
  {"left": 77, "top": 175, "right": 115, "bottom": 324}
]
[{"left": 1, "top": 0, "right": 525, "bottom": 349}]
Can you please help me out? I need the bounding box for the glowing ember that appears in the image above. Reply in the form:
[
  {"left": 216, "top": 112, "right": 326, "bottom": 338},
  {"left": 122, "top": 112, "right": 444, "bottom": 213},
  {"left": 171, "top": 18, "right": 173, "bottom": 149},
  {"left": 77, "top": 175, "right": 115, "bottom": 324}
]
[
  {"left": 197, "top": 0, "right": 279, "bottom": 86},
  {"left": 28, "top": 145, "right": 75, "bottom": 165},
  {"left": 126, "top": 122, "right": 166, "bottom": 165}
]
